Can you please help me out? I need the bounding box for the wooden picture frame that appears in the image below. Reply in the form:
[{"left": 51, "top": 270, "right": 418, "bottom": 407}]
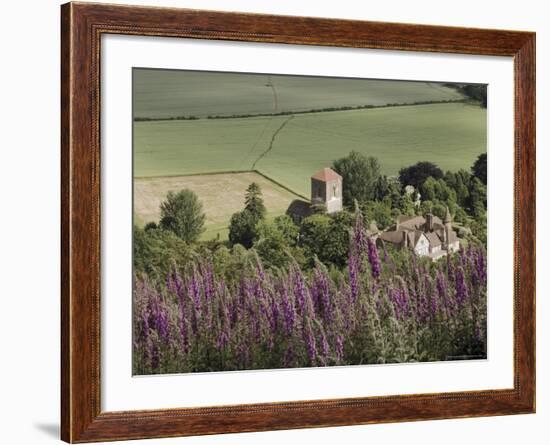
[{"left": 61, "top": 2, "right": 535, "bottom": 442}]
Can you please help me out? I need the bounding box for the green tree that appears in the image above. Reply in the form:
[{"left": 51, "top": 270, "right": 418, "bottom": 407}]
[
  {"left": 431, "top": 202, "right": 447, "bottom": 220},
  {"left": 471, "top": 153, "right": 487, "bottom": 185},
  {"left": 254, "top": 220, "right": 293, "bottom": 269},
  {"left": 360, "top": 200, "right": 393, "bottom": 229},
  {"left": 133, "top": 225, "right": 193, "bottom": 278},
  {"left": 332, "top": 151, "right": 381, "bottom": 206},
  {"left": 420, "top": 176, "right": 438, "bottom": 201},
  {"left": 444, "top": 170, "right": 470, "bottom": 208},
  {"left": 244, "top": 182, "right": 266, "bottom": 220},
  {"left": 372, "top": 175, "right": 391, "bottom": 201},
  {"left": 468, "top": 177, "right": 487, "bottom": 219},
  {"left": 300, "top": 211, "right": 353, "bottom": 267},
  {"left": 228, "top": 209, "right": 257, "bottom": 248},
  {"left": 159, "top": 189, "right": 205, "bottom": 243},
  {"left": 273, "top": 215, "right": 299, "bottom": 246},
  {"left": 399, "top": 162, "right": 443, "bottom": 190}
]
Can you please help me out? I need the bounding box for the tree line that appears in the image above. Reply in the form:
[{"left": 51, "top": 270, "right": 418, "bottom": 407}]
[{"left": 134, "top": 151, "right": 487, "bottom": 280}]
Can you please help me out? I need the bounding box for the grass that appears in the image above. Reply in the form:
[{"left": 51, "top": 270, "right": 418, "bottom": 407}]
[
  {"left": 133, "top": 69, "right": 465, "bottom": 120},
  {"left": 134, "top": 102, "right": 486, "bottom": 197},
  {"left": 134, "top": 171, "right": 303, "bottom": 240}
]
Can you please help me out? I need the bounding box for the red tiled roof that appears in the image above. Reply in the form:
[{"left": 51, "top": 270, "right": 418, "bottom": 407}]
[{"left": 311, "top": 167, "right": 342, "bottom": 182}]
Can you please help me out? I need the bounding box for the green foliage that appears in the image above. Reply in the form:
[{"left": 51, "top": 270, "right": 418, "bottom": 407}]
[
  {"left": 310, "top": 203, "right": 327, "bottom": 215},
  {"left": 471, "top": 153, "right": 487, "bottom": 185},
  {"left": 420, "top": 176, "right": 438, "bottom": 201},
  {"left": 211, "top": 244, "right": 259, "bottom": 281},
  {"left": 159, "top": 189, "right": 205, "bottom": 243},
  {"left": 133, "top": 225, "right": 193, "bottom": 279},
  {"left": 272, "top": 215, "right": 300, "bottom": 245},
  {"left": 467, "top": 177, "right": 487, "bottom": 219},
  {"left": 399, "top": 161, "right": 444, "bottom": 190},
  {"left": 462, "top": 84, "right": 487, "bottom": 108},
  {"left": 244, "top": 182, "right": 266, "bottom": 220},
  {"left": 300, "top": 211, "right": 354, "bottom": 267},
  {"left": 444, "top": 169, "right": 471, "bottom": 208},
  {"left": 372, "top": 175, "right": 391, "bottom": 201},
  {"left": 431, "top": 202, "right": 447, "bottom": 220},
  {"left": 332, "top": 151, "right": 381, "bottom": 207},
  {"left": 254, "top": 220, "right": 293, "bottom": 269},
  {"left": 469, "top": 216, "right": 487, "bottom": 245},
  {"left": 395, "top": 191, "right": 416, "bottom": 216},
  {"left": 144, "top": 221, "right": 158, "bottom": 231},
  {"left": 360, "top": 200, "right": 393, "bottom": 229},
  {"left": 423, "top": 176, "right": 456, "bottom": 202},
  {"left": 228, "top": 210, "right": 257, "bottom": 248}
]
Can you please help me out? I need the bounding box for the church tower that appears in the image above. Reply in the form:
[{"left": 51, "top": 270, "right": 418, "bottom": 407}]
[{"left": 310, "top": 168, "right": 343, "bottom": 214}]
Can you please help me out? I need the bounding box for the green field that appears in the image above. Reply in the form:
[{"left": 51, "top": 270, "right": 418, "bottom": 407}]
[
  {"left": 134, "top": 103, "right": 486, "bottom": 197},
  {"left": 134, "top": 171, "right": 303, "bottom": 240},
  {"left": 133, "top": 70, "right": 485, "bottom": 240},
  {"left": 134, "top": 69, "right": 464, "bottom": 119}
]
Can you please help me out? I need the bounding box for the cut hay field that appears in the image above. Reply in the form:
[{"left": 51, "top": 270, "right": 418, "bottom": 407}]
[
  {"left": 134, "top": 69, "right": 464, "bottom": 120},
  {"left": 134, "top": 102, "right": 486, "bottom": 197},
  {"left": 134, "top": 171, "right": 303, "bottom": 240}
]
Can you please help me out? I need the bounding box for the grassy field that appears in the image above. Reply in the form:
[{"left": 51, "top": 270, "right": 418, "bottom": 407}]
[
  {"left": 134, "top": 103, "right": 486, "bottom": 197},
  {"left": 134, "top": 172, "right": 303, "bottom": 240},
  {"left": 133, "top": 69, "right": 464, "bottom": 119}
]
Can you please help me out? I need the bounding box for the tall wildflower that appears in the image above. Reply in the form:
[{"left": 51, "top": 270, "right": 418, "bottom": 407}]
[
  {"left": 476, "top": 247, "right": 487, "bottom": 285},
  {"left": 348, "top": 248, "right": 360, "bottom": 303},
  {"left": 455, "top": 267, "right": 469, "bottom": 307},
  {"left": 366, "top": 237, "right": 381, "bottom": 279},
  {"left": 277, "top": 279, "right": 294, "bottom": 336},
  {"left": 155, "top": 299, "right": 170, "bottom": 343},
  {"left": 292, "top": 264, "right": 309, "bottom": 315},
  {"left": 390, "top": 283, "right": 409, "bottom": 321},
  {"left": 312, "top": 261, "right": 333, "bottom": 323}
]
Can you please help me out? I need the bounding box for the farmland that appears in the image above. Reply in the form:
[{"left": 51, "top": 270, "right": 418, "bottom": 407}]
[
  {"left": 133, "top": 69, "right": 464, "bottom": 120},
  {"left": 134, "top": 171, "right": 303, "bottom": 240},
  {"left": 133, "top": 69, "right": 486, "bottom": 240},
  {"left": 134, "top": 102, "right": 486, "bottom": 198}
]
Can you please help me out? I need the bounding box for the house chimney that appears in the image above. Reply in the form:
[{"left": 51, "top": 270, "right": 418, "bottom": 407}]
[
  {"left": 402, "top": 230, "right": 408, "bottom": 248},
  {"left": 426, "top": 213, "right": 434, "bottom": 232}
]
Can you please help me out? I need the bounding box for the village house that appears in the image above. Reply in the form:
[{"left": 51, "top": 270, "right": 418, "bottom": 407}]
[{"left": 376, "top": 208, "right": 460, "bottom": 260}]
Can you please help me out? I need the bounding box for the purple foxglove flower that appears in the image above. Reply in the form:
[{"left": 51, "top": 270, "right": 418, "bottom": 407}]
[
  {"left": 455, "top": 267, "right": 469, "bottom": 307},
  {"left": 367, "top": 237, "right": 381, "bottom": 279},
  {"left": 156, "top": 303, "right": 170, "bottom": 343},
  {"left": 312, "top": 263, "right": 333, "bottom": 323},
  {"left": 293, "top": 265, "right": 309, "bottom": 315},
  {"left": 348, "top": 249, "right": 360, "bottom": 303},
  {"left": 280, "top": 281, "right": 295, "bottom": 336}
]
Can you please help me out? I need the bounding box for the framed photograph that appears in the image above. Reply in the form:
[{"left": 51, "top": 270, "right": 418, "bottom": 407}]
[{"left": 61, "top": 2, "right": 535, "bottom": 442}]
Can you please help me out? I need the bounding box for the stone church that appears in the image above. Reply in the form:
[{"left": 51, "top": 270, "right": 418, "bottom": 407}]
[{"left": 286, "top": 167, "right": 343, "bottom": 222}]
